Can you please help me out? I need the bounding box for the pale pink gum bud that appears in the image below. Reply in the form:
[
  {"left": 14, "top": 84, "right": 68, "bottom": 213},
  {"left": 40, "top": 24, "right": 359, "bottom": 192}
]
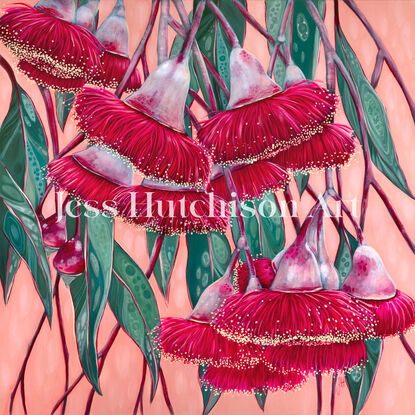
[
  {"left": 75, "top": 0, "right": 99, "bottom": 32},
  {"left": 124, "top": 56, "right": 190, "bottom": 132},
  {"left": 35, "top": 0, "right": 75, "bottom": 21},
  {"left": 227, "top": 47, "right": 279, "bottom": 109},
  {"left": 283, "top": 63, "right": 306, "bottom": 88},
  {"left": 343, "top": 245, "right": 396, "bottom": 300}
]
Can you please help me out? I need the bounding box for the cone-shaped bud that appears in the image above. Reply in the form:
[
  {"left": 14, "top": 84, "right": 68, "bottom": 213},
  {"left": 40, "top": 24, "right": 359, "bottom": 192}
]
[
  {"left": 35, "top": 0, "right": 75, "bottom": 21},
  {"left": 124, "top": 56, "right": 190, "bottom": 132},
  {"left": 95, "top": 0, "right": 128, "bottom": 56},
  {"left": 53, "top": 238, "right": 85, "bottom": 276},
  {"left": 283, "top": 62, "right": 305, "bottom": 89},
  {"left": 41, "top": 213, "right": 66, "bottom": 248},
  {"left": 271, "top": 239, "right": 322, "bottom": 292},
  {"left": 227, "top": 47, "right": 279, "bottom": 109},
  {"left": 343, "top": 245, "right": 396, "bottom": 300},
  {"left": 75, "top": 0, "right": 99, "bottom": 32}
]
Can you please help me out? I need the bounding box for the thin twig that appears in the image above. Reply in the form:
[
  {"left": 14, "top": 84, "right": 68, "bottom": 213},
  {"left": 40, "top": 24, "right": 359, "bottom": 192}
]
[
  {"left": 133, "top": 363, "right": 147, "bottom": 415},
  {"left": 331, "top": 373, "right": 338, "bottom": 415},
  {"left": 39, "top": 86, "right": 59, "bottom": 158},
  {"left": 283, "top": 185, "right": 301, "bottom": 234},
  {"left": 160, "top": 368, "right": 175, "bottom": 415},
  {"left": 316, "top": 372, "right": 322, "bottom": 415},
  {"left": 206, "top": 0, "right": 239, "bottom": 48},
  {"left": 157, "top": 0, "right": 170, "bottom": 64},
  {"left": 400, "top": 335, "right": 415, "bottom": 364}
]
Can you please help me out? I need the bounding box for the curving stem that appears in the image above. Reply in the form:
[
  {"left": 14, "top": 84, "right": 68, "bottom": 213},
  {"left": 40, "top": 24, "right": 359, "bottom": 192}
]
[
  {"left": 39, "top": 86, "right": 60, "bottom": 158},
  {"left": 157, "top": 0, "right": 170, "bottom": 64}
]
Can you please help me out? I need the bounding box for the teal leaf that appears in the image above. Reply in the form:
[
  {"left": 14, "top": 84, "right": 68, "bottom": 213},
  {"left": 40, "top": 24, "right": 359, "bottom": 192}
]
[
  {"left": 255, "top": 193, "right": 285, "bottom": 259},
  {"left": 255, "top": 389, "right": 267, "bottom": 411},
  {"left": 70, "top": 214, "right": 114, "bottom": 393},
  {"left": 55, "top": 91, "right": 75, "bottom": 131},
  {"left": 334, "top": 229, "right": 358, "bottom": 287},
  {"left": 231, "top": 200, "right": 261, "bottom": 260},
  {"left": 265, "top": 0, "right": 292, "bottom": 86},
  {"left": 109, "top": 242, "right": 160, "bottom": 396},
  {"left": 346, "top": 338, "right": 383, "bottom": 414},
  {"left": 146, "top": 232, "right": 179, "bottom": 300},
  {"left": 0, "top": 163, "right": 52, "bottom": 318},
  {"left": 291, "top": 0, "right": 325, "bottom": 80},
  {"left": 294, "top": 172, "right": 309, "bottom": 197},
  {"left": 199, "top": 365, "right": 221, "bottom": 415},
  {"left": 335, "top": 25, "right": 413, "bottom": 198},
  {"left": 186, "top": 232, "right": 231, "bottom": 307}
]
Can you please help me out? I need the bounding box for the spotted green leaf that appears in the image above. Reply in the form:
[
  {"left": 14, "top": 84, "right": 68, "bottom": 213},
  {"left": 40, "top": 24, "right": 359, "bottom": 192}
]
[
  {"left": 109, "top": 241, "right": 160, "bottom": 396},
  {"left": 231, "top": 200, "right": 261, "bottom": 261},
  {"left": 0, "top": 163, "right": 52, "bottom": 319},
  {"left": 335, "top": 25, "right": 413, "bottom": 198},
  {"left": 199, "top": 365, "right": 221, "bottom": 415},
  {"left": 291, "top": 0, "right": 325, "bottom": 80},
  {"left": 265, "top": 0, "right": 292, "bottom": 86},
  {"left": 146, "top": 232, "right": 179, "bottom": 300},
  {"left": 335, "top": 229, "right": 358, "bottom": 287},
  {"left": 346, "top": 338, "right": 383, "bottom": 414},
  {"left": 70, "top": 214, "right": 114, "bottom": 393},
  {"left": 255, "top": 389, "right": 267, "bottom": 411}
]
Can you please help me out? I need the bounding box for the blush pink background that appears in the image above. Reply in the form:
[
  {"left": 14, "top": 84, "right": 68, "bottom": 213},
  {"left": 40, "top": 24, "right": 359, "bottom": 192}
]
[{"left": 0, "top": 1, "right": 415, "bottom": 414}]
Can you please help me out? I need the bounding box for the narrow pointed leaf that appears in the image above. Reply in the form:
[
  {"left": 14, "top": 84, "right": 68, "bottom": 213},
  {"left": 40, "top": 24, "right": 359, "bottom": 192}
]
[
  {"left": 146, "top": 232, "right": 179, "bottom": 300},
  {"left": 255, "top": 389, "right": 267, "bottom": 411},
  {"left": 294, "top": 172, "right": 309, "bottom": 197},
  {"left": 291, "top": 0, "right": 325, "bottom": 79},
  {"left": 255, "top": 193, "right": 285, "bottom": 259},
  {"left": 109, "top": 241, "right": 160, "bottom": 395},
  {"left": 334, "top": 229, "right": 358, "bottom": 287},
  {"left": 55, "top": 91, "right": 75, "bottom": 131},
  {"left": 346, "top": 338, "right": 383, "bottom": 414},
  {"left": 71, "top": 214, "right": 114, "bottom": 393},
  {"left": 335, "top": 25, "right": 413, "bottom": 198},
  {"left": 0, "top": 163, "right": 52, "bottom": 318},
  {"left": 199, "top": 365, "right": 221, "bottom": 415}
]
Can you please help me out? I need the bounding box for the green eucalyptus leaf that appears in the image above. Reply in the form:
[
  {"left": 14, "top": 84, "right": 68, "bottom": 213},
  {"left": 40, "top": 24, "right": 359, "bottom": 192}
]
[
  {"left": 0, "top": 163, "right": 52, "bottom": 318},
  {"left": 255, "top": 193, "right": 285, "bottom": 259},
  {"left": 186, "top": 232, "right": 231, "bottom": 307},
  {"left": 199, "top": 365, "right": 221, "bottom": 415},
  {"left": 265, "top": 0, "right": 291, "bottom": 86},
  {"left": 335, "top": 229, "right": 358, "bottom": 287},
  {"left": 291, "top": 0, "right": 325, "bottom": 80},
  {"left": 71, "top": 214, "right": 114, "bottom": 393},
  {"left": 231, "top": 201, "right": 261, "bottom": 261},
  {"left": 346, "top": 338, "right": 383, "bottom": 415},
  {"left": 255, "top": 389, "right": 267, "bottom": 411},
  {"left": 335, "top": 25, "right": 413, "bottom": 198},
  {"left": 294, "top": 172, "right": 309, "bottom": 197},
  {"left": 55, "top": 91, "right": 75, "bottom": 131},
  {"left": 146, "top": 232, "right": 179, "bottom": 300},
  {"left": 109, "top": 241, "right": 160, "bottom": 395}
]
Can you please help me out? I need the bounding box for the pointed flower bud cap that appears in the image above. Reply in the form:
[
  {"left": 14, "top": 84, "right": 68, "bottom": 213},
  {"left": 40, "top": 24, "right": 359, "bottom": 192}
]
[
  {"left": 76, "top": 59, "right": 210, "bottom": 188},
  {"left": 227, "top": 47, "right": 279, "bottom": 109},
  {"left": 75, "top": 0, "right": 99, "bottom": 32},
  {"left": 283, "top": 62, "right": 306, "bottom": 89},
  {"left": 87, "top": 0, "right": 141, "bottom": 91},
  {"left": 155, "top": 273, "right": 260, "bottom": 369},
  {"left": 343, "top": 245, "right": 396, "bottom": 300},
  {"left": 53, "top": 238, "right": 85, "bottom": 276},
  {"left": 0, "top": 1, "right": 102, "bottom": 91},
  {"left": 271, "top": 238, "right": 323, "bottom": 292},
  {"left": 197, "top": 48, "right": 336, "bottom": 166},
  {"left": 48, "top": 146, "right": 133, "bottom": 212}
]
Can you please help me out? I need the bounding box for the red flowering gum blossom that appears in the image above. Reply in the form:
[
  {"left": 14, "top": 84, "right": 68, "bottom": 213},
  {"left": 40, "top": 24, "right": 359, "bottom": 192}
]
[
  {"left": 211, "top": 290, "right": 376, "bottom": 346},
  {"left": 0, "top": 2, "right": 102, "bottom": 91},
  {"left": 264, "top": 341, "right": 367, "bottom": 376},
  {"left": 343, "top": 245, "right": 415, "bottom": 337},
  {"left": 47, "top": 146, "right": 133, "bottom": 211},
  {"left": 201, "top": 364, "right": 306, "bottom": 394},
  {"left": 86, "top": 0, "right": 141, "bottom": 91},
  {"left": 208, "top": 162, "right": 289, "bottom": 202},
  {"left": 197, "top": 48, "right": 336, "bottom": 166},
  {"left": 155, "top": 317, "right": 260, "bottom": 369},
  {"left": 234, "top": 258, "right": 276, "bottom": 293},
  {"left": 271, "top": 124, "right": 357, "bottom": 172},
  {"left": 112, "top": 179, "right": 229, "bottom": 235},
  {"left": 75, "top": 86, "right": 211, "bottom": 187}
]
